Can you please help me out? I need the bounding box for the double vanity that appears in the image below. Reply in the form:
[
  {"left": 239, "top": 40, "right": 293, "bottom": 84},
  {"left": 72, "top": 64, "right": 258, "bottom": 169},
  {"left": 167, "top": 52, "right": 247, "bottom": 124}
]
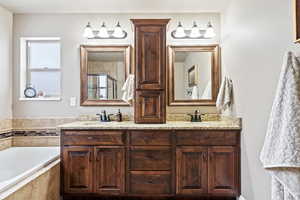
[
  {"left": 59, "top": 120, "right": 241, "bottom": 200},
  {"left": 60, "top": 19, "right": 242, "bottom": 200}
]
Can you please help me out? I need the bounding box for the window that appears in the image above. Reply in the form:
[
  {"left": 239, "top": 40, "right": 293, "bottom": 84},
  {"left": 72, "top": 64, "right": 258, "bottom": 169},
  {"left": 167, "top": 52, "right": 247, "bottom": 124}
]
[{"left": 20, "top": 37, "right": 61, "bottom": 100}]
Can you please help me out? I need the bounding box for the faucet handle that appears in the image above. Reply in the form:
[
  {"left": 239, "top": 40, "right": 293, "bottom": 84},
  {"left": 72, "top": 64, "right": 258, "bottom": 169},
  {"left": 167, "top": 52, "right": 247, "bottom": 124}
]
[
  {"left": 96, "top": 113, "right": 103, "bottom": 122},
  {"left": 107, "top": 114, "right": 114, "bottom": 122}
]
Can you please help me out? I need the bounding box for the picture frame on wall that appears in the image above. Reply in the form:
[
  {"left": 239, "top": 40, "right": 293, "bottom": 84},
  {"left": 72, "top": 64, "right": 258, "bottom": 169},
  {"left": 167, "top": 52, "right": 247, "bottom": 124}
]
[{"left": 294, "top": 0, "right": 300, "bottom": 43}]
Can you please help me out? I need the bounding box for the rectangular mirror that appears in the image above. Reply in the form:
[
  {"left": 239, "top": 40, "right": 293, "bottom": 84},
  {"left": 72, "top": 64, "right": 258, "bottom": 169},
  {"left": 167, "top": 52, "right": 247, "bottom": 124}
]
[
  {"left": 80, "top": 45, "right": 131, "bottom": 106},
  {"left": 168, "top": 45, "right": 220, "bottom": 106}
]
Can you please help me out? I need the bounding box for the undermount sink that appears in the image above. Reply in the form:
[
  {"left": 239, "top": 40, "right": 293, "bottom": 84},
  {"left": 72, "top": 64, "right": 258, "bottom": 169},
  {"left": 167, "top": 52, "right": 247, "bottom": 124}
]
[{"left": 80, "top": 121, "right": 113, "bottom": 125}]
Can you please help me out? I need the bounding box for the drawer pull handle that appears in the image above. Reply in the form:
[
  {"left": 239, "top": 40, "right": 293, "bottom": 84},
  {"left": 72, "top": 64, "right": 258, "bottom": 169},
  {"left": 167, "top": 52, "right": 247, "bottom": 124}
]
[
  {"left": 87, "top": 136, "right": 94, "bottom": 140},
  {"left": 148, "top": 179, "right": 154, "bottom": 184}
]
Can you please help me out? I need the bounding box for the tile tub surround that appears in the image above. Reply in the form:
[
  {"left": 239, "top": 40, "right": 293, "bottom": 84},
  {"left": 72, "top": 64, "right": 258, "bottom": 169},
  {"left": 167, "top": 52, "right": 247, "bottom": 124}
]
[
  {"left": 12, "top": 136, "right": 60, "bottom": 147},
  {"left": 0, "top": 130, "right": 60, "bottom": 148},
  {"left": 2, "top": 161, "right": 60, "bottom": 200},
  {"left": 12, "top": 118, "right": 76, "bottom": 131},
  {"left": 0, "top": 137, "right": 12, "bottom": 151},
  {"left": 0, "top": 119, "right": 12, "bottom": 134}
]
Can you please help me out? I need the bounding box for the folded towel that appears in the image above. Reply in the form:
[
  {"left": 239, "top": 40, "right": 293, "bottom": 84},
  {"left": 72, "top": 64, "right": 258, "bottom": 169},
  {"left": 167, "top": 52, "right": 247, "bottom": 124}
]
[
  {"left": 121, "top": 74, "right": 134, "bottom": 104},
  {"left": 260, "top": 52, "right": 300, "bottom": 200},
  {"left": 216, "top": 76, "right": 233, "bottom": 115},
  {"left": 191, "top": 86, "right": 198, "bottom": 99}
]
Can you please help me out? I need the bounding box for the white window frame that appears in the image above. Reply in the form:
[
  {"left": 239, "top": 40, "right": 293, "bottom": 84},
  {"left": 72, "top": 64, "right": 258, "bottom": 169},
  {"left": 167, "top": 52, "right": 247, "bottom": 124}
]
[{"left": 19, "top": 37, "right": 62, "bottom": 101}]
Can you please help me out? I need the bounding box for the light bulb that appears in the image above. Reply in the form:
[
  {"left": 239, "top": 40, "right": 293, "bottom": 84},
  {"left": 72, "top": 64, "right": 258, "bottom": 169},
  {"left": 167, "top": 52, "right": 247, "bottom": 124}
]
[
  {"left": 113, "top": 22, "right": 125, "bottom": 38},
  {"left": 189, "top": 21, "right": 201, "bottom": 38},
  {"left": 83, "top": 22, "right": 94, "bottom": 38},
  {"left": 174, "top": 22, "right": 186, "bottom": 38},
  {"left": 205, "top": 22, "right": 216, "bottom": 38},
  {"left": 98, "top": 22, "right": 109, "bottom": 38}
]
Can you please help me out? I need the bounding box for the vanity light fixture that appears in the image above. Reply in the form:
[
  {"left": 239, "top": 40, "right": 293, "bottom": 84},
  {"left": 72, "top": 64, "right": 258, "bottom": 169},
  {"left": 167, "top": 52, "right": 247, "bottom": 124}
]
[
  {"left": 174, "top": 22, "right": 186, "bottom": 38},
  {"left": 82, "top": 21, "right": 128, "bottom": 39},
  {"left": 98, "top": 22, "right": 109, "bottom": 38},
  {"left": 171, "top": 21, "right": 216, "bottom": 39},
  {"left": 83, "top": 22, "right": 94, "bottom": 39},
  {"left": 190, "top": 21, "right": 201, "bottom": 38},
  {"left": 204, "top": 22, "right": 216, "bottom": 38},
  {"left": 113, "top": 22, "right": 125, "bottom": 38}
]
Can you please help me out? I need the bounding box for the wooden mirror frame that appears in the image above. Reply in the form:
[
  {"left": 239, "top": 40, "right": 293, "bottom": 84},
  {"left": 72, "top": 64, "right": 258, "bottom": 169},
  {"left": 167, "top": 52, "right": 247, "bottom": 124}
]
[
  {"left": 294, "top": 0, "right": 300, "bottom": 43},
  {"left": 168, "top": 45, "right": 221, "bottom": 106},
  {"left": 80, "top": 45, "right": 132, "bottom": 106}
]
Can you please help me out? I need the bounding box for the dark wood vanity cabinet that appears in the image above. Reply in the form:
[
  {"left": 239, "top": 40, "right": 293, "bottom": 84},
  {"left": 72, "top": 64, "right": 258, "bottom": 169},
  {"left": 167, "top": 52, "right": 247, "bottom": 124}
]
[
  {"left": 131, "top": 19, "right": 170, "bottom": 124},
  {"left": 94, "top": 146, "right": 125, "bottom": 194},
  {"left": 61, "top": 129, "right": 240, "bottom": 200},
  {"left": 176, "top": 147, "right": 208, "bottom": 195},
  {"left": 63, "top": 147, "right": 93, "bottom": 193},
  {"left": 176, "top": 146, "right": 239, "bottom": 196}
]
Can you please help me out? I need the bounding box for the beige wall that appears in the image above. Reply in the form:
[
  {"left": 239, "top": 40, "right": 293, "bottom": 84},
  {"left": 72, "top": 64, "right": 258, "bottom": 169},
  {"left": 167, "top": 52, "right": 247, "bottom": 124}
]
[
  {"left": 12, "top": 13, "right": 220, "bottom": 118},
  {"left": 221, "top": 0, "right": 299, "bottom": 199},
  {"left": 0, "top": 6, "right": 13, "bottom": 120}
]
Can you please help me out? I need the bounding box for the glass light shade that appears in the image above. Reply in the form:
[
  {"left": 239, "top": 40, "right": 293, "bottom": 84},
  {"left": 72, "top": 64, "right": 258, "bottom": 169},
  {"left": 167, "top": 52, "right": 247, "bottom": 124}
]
[
  {"left": 205, "top": 22, "right": 216, "bottom": 38},
  {"left": 189, "top": 22, "right": 201, "bottom": 38},
  {"left": 112, "top": 22, "right": 125, "bottom": 38},
  {"left": 98, "top": 22, "right": 109, "bottom": 38},
  {"left": 83, "top": 22, "right": 94, "bottom": 38},
  {"left": 174, "top": 22, "right": 186, "bottom": 38}
]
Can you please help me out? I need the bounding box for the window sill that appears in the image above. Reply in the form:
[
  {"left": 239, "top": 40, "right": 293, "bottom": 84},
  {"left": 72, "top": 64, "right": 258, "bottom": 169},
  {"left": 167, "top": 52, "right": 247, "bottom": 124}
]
[{"left": 19, "top": 97, "right": 61, "bottom": 101}]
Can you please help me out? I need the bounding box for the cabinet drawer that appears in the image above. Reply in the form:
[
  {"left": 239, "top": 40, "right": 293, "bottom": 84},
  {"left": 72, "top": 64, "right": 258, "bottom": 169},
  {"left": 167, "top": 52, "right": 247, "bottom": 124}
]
[
  {"left": 129, "top": 171, "right": 171, "bottom": 194},
  {"left": 130, "top": 147, "right": 171, "bottom": 170},
  {"left": 130, "top": 131, "right": 172, "bottom": 145},
  {"left": 63, "top": 131, "right": 125, "bottom": 145},
  {"left": 176, "top": 131, "right": 239, "bottom": 146}
]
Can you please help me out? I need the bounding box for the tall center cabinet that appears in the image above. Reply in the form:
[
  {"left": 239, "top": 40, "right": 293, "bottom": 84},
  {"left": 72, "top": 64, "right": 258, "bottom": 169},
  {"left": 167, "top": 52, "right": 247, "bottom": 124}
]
[{"left": 131, "top": 19, "right": 170, "bottom": 124}]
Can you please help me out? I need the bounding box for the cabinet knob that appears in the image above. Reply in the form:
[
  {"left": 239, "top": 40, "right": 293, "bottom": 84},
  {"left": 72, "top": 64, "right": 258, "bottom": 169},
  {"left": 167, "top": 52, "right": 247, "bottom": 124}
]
[
  {"left": 203, "top": 153, "right": 207, "bottom": 162},
  {"left": 148, "top": 179, "right": 154, "bottom": 184}
]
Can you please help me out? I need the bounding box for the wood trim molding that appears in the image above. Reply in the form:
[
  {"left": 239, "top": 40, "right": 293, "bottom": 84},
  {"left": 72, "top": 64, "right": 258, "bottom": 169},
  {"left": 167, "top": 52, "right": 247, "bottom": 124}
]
[
  {"left": 80, "top": 45, "right": 132, "bottom": 106},
  {"left": 130, "top": 19, "right": 170, "bottom": 26},
  {"left": 167, "top": 45, "right": 221, "bottom": 106},
  {"left": 294, "top": 0, "right": 300, "bottom": 43}
]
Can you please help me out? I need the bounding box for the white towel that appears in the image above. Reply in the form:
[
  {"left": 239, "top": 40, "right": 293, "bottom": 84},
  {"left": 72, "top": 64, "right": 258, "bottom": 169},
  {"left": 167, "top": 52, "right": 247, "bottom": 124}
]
[
  {"left": 201, "top": 81, "right": 212, "bottom": 99},
  {"left": 191, "top": 86, "right": 198, "bottom": 99},
  {"left": 260, "top": 52, "right": 300, "bottom": 200},
  {"left": 121, "top": 74, "right": 134, "bottom": 104},
  {"left": 216, "top": 76, "right": 233, "bottom": 115}
]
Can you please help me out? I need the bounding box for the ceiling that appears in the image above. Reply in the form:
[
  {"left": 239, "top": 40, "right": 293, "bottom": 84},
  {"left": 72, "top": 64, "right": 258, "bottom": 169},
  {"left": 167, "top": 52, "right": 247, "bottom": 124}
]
[{"left": 0, "top": 0, "right": 229, "bottom": 14}]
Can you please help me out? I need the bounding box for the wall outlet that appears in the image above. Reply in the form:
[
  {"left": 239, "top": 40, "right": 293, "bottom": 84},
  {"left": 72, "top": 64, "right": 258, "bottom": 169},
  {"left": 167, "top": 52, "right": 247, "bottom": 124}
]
[{"left": 70, "top": 97, "right": 76, "bottom": 107}]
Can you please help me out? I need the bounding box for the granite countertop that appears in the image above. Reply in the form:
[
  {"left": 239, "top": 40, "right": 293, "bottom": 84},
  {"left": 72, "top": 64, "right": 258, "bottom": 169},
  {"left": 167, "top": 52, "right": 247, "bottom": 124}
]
[{"left": 58, "top": 118, "right": 242, "bottom": 130}]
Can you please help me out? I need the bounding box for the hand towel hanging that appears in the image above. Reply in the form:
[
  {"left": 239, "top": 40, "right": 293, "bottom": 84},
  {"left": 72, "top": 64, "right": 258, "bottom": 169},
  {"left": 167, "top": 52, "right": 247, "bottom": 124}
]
[
  {"left": 216, "top": 76, "right": 233, "bottom": 115},
  {"left": 121, "top": 74, "right": 134, "bottom": 104}
]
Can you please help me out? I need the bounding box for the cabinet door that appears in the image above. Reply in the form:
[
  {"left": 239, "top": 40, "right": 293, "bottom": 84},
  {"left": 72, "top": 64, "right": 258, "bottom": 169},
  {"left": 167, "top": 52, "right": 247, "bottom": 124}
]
[
  {"left": 135, "top": 25, "right": 166, "bottom": 90},
  {"left": 94, "top": 146, "right": 125, "bottom": 194},
  {"left": 176, "top": 147, "right": 208, "bottom": 195},
  {"left": 135, "top": 90, "right": 165, "bottom": 123},
  {"left": 208, "top": 146, "right": 239, "bottom": 195},
  {"left": 63, "top": 147, "right": 93, "bottom": 193}
]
